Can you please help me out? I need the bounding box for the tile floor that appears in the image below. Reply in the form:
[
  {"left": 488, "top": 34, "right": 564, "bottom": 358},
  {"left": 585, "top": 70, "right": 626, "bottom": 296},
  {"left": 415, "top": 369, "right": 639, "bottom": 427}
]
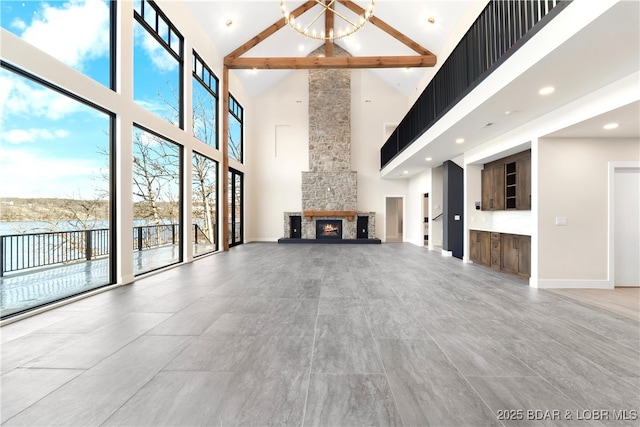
[{"left": 1, "top": 243, "right": 639, "bottom": 426}]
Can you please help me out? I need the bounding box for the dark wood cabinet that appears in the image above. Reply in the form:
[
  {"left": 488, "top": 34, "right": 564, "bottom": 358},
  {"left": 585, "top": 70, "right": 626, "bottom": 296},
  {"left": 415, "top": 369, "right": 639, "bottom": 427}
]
[
  {"left": 481, "top": 164, "right": 505, "bottom": 210},
  {"left": 470, "top": 230, "right": 530, "bottom": 279},
  {"left": 470, "top": 230, "right": 490, "bottom": 267},
  {"left": 481, "top": 150, "right": 530, "bottom": 211},
  {"left": 501, "top": 234, "right": 531, "bottom": 278}
]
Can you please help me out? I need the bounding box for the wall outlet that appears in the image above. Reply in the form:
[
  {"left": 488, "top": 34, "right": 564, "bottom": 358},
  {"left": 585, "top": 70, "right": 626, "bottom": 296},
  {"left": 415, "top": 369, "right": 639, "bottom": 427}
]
[
  {"left": 555, "top": 216, "right": 568, "bottom": 226},
  {"left": 454, "top": 215, "right": 461, "bottom": 221}
]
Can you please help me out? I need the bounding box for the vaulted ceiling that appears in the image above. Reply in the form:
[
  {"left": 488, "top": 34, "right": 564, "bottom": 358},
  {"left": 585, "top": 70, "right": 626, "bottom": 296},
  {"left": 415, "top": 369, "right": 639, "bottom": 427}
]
[
  {"left": 184, "top": 1, "right": 476, "bottom": 97},
  {"left": 184, "top": 1, "right": 639, "bottom": 178}
]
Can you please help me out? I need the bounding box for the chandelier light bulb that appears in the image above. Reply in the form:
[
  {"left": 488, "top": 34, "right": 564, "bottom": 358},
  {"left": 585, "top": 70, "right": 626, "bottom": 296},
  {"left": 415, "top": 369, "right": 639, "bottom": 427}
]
[{"left": 280, "top": 0, "right": 376, "bottom": 41}]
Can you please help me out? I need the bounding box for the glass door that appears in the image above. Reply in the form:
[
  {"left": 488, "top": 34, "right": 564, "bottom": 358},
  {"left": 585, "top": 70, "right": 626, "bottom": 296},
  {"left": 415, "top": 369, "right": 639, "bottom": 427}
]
[{"left": 228, "top": 168, "right": 243, "bottom": 247}]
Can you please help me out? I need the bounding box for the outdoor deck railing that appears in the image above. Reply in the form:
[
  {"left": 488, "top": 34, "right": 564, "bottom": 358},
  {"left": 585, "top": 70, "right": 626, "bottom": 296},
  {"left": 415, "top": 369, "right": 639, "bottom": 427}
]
[{"left": 0, "top": 223, "right": 215, "bottom": 277}]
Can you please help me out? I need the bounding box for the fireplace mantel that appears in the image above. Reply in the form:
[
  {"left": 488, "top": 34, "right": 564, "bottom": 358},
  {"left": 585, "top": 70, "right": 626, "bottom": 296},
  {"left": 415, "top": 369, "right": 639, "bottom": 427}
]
[{"left": 303, "top": 210, "right": 356, "bottom": 221}]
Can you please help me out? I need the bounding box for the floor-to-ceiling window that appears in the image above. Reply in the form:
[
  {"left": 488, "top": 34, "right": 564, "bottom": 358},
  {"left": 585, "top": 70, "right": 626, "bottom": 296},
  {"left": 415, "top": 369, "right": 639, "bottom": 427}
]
[
  {"left": 192, "top": 51, "right": 218, "bottom": 148},
  {"left": 228, "top": 168, "right": 243, "bottom": 247},
  {"left": 0, "top": 0, "right": 244, "bottom": 319},
  {"left": 132, "top": 126, "right": 182, "bottom": 275},
  {"left": 0, "top": 65, "right": 114, "bottom": 319},
  {"left": 133, "top": 0, "right": 183, "bottom": 128},
  {"left": 0, "top": 0, "right": 115, "bottom": 320},
  {"left": 228, "top": 95, "right": 243, "bottom": 163},
  {"left": 192, "top": 153, "right": 218, "bottom": 255}
]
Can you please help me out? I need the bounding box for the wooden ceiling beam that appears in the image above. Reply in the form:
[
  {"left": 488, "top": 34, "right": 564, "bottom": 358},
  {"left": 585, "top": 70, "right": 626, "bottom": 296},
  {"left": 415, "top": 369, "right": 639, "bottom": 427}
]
[
  {"left": 325, "top": 0, "right": 334, "bottom": 57},
  {"left": 224, "top": 55, "right": 436, "bottom": 69},
  {"left": 226, "top": 0, "right": 316, "bottom": 59},
  {"left": 336, "top": 0, "right": 435, "bottom": 57}
]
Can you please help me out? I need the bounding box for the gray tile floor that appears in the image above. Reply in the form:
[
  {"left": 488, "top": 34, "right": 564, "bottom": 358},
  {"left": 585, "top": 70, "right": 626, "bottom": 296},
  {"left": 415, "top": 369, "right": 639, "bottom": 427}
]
[{"left": 1, "top": 243, "right": 639, "bottom": 426}]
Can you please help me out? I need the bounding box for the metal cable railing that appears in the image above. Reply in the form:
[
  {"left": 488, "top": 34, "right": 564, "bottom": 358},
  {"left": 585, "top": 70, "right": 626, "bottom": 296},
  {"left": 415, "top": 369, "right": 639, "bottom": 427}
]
[{"left": 0, "top": 223, "right": 194, "bottom": 277}]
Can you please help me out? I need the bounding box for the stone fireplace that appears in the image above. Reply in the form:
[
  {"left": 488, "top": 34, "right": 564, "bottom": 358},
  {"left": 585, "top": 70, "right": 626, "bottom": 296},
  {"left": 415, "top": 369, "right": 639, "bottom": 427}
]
[{"left": 281, "top": 45, "right": 377, "bottom": 242}]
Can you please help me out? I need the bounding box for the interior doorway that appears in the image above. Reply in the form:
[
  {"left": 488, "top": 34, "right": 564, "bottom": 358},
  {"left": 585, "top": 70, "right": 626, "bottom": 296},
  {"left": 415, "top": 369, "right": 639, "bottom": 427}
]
[
  {"left": 385, "top": 197, "right": 403, "bottom": 242},
  {"left": 612, "top": 166, "right": 639, "bottom": 287},
  {"left": 423, "top": 193, "right": 429, "bottom": 246}
]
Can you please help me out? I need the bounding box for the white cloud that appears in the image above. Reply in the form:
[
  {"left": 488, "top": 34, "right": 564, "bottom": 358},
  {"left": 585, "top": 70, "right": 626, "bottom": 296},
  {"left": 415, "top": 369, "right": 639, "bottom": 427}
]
[
  {"left": 135, "top": 22, "right": 179, "bottom": 73},
  {"left": 0, "top": 71, "right": 82, "bottom": 125},
  {"left": 0, "top": 149, "right": 106, "bottom": 199},
  {"left": 19, "top": 0, "right": 110, "bottom": 70},
  {"left": 2, "top": 128, "right": 70, "bottom": 144},
  {"left": 10, "top": 17, "right": 27, "bottom": 31}
]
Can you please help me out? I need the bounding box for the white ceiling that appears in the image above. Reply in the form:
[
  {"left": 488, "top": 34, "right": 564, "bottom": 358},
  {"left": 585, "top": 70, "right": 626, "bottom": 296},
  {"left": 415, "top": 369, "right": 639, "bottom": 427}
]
[
  {"left": 184, "top": 1, "right": 639, "bottom": 178},
  {"left": 184, "top": 0, "right": 475, "bottom": 97}
]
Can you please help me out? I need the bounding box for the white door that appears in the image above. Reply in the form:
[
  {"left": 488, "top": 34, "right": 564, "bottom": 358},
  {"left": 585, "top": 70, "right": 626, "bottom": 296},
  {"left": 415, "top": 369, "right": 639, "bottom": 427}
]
[{"left": 614, "top": 168, "right": 640, "bottom": 286}]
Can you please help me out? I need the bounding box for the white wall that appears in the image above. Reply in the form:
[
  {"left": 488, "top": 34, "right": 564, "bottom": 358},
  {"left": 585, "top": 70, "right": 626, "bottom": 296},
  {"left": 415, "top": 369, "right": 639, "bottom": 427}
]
[
  {"left": 246, "top": 68, "right": 408, "bottom": 241},
  {"left": 246, "top": 71, "right": 309, "bottom": 241},
  {"left": 538, "top": 138, "right": 639, "bottom": 287}
]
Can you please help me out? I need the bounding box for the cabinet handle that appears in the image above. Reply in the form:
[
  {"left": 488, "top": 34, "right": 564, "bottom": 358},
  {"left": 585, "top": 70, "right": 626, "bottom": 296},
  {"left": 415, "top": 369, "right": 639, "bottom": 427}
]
[{"left": 513, "top": 238, "right": 519, "bottom": 250}]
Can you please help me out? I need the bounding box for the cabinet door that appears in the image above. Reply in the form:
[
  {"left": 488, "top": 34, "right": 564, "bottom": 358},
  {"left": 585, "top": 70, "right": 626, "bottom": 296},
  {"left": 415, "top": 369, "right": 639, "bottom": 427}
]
[
  {"left": 516, "top": 156, "right": 531, "bottom": 210},
  {"left": 479, "top": 231, "right": 491, "bottom": 266},
  {"left": 501, "top": 234, "right": 519, "bottom": 274},
  {"left": 481, "top": 169, "right": 492, "bottom": 210},
  {"left": 469, "top": 231, "right": 479, "bottom": 262},
  {"left": 470, "top": 231, "right": 490, "bottom": 266},
  {"left": 517, "top": 235, "right": 531, "bottom": 277},
  {"left": 481, "top": 165, "right": 505, "bottom": 210}
]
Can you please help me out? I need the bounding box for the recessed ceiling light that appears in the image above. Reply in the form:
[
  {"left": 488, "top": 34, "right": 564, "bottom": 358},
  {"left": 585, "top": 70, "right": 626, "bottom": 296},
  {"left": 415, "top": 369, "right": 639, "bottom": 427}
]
[
  {"left": 455, "top": 138, "right": 464, "bottom": 144},
  {"left": 603, "top": 122, "right": 619, "bottom": 130},
  {"left": 425, "top": 157, "right": 432, "bottom": 162},
  {"left": 539, "top": 86, "right": 555, "bottom": 95},
  {"left": 225, "top": 19, "right": 233, "bottom": 27},
  {"left": 298, "top": 44, "right": 305, "bottom": 52},
  {"left": 428, "top": 17, "right": 435, "bottom": 24},
  {"left": 403, "top": 170, "right": 409, "bottom": 174}
]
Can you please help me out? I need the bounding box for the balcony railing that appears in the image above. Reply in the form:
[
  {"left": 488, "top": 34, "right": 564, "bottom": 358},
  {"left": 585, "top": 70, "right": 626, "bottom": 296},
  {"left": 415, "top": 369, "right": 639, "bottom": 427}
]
[
  {"left": 380, "top": 0, "right": 570, "bottom": 169},
  {"left": 0, "top": 223, "right": 214, "bottom": 277}
]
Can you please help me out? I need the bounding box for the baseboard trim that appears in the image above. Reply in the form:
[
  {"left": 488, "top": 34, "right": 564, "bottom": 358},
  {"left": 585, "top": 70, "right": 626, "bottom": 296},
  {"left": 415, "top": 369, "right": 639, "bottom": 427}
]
[
  {"left": 533, "top": 279, "right": 614, "bottom": 289},
  {"left": 441, "top": 250, "right": 453, "bottom": 257}
]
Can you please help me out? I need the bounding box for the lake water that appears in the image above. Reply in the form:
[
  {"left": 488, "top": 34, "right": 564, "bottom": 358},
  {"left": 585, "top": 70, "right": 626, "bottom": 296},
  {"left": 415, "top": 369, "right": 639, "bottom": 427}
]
[{"left": 0, "top": 221, "right": 110, "bottom": 236}]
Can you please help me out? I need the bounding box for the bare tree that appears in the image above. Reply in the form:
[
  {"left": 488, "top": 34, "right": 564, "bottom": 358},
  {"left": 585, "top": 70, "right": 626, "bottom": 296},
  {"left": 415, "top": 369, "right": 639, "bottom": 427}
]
[
  {"left": 132, "top": 130, "right": 179, "bottom": 226},
  {"left": 192, "top": 153, "right": 217, "bottom": 244}
]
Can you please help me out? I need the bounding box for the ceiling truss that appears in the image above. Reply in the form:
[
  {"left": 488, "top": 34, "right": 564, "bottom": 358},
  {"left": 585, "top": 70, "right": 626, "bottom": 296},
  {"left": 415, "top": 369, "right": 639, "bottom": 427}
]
[{"left": 223, "top": 0, "right": 437, "bottom": 70}]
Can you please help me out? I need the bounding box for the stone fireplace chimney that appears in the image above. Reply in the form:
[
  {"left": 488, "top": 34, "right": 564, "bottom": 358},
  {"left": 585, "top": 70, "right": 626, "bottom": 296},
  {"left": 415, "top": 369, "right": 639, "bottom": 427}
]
[
  {"left": 283, "top": 45, "right": 375, "bottom": 241},
  {"left": 301, "top": 46, "right": 357, "bottom": 238}
]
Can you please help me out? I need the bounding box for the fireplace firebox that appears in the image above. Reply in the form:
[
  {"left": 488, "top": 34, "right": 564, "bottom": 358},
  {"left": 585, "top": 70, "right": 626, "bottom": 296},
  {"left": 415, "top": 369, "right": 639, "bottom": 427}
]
[{"left": 316, "top": 220, "right": 342, "bottom": 239}]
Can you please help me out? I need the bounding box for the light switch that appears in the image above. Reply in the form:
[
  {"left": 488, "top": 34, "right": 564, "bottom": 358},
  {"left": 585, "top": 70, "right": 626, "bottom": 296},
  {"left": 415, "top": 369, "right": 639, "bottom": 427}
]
[
  {"left": 555, "top": 216, "right": 568, "bottom": 226},
  {"left": 454, "top": 215, "right": 461, "bottom": 221}
]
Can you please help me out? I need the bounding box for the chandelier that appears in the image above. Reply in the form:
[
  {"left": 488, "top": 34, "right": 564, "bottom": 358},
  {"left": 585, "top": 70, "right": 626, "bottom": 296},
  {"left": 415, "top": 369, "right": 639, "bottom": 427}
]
[{"left": 280, "top": 0, "right": 376, "bottom": 41}]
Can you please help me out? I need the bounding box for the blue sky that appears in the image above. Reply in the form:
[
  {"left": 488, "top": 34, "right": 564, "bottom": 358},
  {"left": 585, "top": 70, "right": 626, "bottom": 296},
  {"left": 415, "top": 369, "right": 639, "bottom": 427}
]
[{"left": 0, "top": 0, "right": 185, "bottom": 199}]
